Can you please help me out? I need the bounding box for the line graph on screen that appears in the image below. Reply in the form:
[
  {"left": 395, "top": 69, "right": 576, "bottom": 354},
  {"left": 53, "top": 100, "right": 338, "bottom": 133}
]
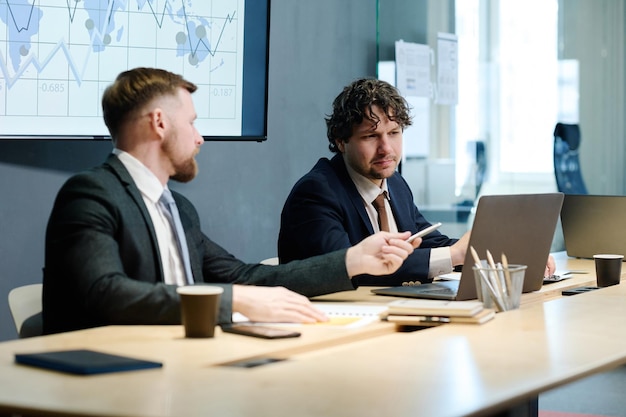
[{"left": 0, "top": 0, "right": 259, "bottom": 140}]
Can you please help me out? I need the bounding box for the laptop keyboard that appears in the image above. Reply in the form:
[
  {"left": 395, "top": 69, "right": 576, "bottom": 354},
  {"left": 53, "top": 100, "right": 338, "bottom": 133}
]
[
  {"left": 420, "top": 287, "right": 457, "bottom": 296},
  {"left": 409, "top": 283, "right": 458, "bottom": 296},
  {"left": 371, "top": 281, "right": 460, "bottom": 300}
]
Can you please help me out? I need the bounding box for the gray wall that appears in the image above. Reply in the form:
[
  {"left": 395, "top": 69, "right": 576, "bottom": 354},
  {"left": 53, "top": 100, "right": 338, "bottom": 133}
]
[{"left": 0, "top": 0, "right": 379, "bottom": 341}]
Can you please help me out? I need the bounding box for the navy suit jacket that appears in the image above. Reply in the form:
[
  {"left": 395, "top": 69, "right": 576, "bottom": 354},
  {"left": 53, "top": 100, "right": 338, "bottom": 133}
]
[
  {"left": 279, "top": 154, "right": 457, "bottom": 286},
  {"left": 43, "top": 154, "right": 354, "bottom": 334}
]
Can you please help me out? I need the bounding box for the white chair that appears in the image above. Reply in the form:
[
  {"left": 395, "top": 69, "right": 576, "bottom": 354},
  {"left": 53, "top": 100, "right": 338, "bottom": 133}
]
[
  {"left": 8, "top": 283, "right": 43, "bottom": 338},
  {"left": 260, "top": 257, "right": 279, "bottom": 265}
]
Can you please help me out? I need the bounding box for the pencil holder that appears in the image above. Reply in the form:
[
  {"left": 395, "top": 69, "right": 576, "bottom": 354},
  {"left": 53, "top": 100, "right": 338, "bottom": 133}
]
[{"left": 473, "top": 262, "right": 527, "bottom": 312}]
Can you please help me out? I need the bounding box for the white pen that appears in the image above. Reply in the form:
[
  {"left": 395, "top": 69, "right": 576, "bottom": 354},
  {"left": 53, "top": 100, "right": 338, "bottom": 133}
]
[{"left": 406, "top": 222, "right": 443, "bottom": 243}]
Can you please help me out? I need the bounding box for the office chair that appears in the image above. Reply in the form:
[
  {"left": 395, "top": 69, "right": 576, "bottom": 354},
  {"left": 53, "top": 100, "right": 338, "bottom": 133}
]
[
  {"left": 8, "top": 283, "right": 43, "bottom": 338},
  {"left": 553, "top": 123, "right": 588, "bottom": 194},
  {"left": 456, "top": 140, "right": 486, "bottom": 222},
  {"left": 260, "top": 257, "right": 279, "bottom": 265}
]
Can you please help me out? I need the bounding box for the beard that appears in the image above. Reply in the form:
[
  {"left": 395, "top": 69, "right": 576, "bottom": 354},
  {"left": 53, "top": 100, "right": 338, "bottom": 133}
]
[
  {"left": 163, "top": 137, "right": 199, "bottom": 183},
  {"left": 349, "top": 156, "right": 398, "bottom": 181},
  {"left": 170, "top": 157, "right": 198, "bottom": 183},
  {"left": 366, "top": 168, "right": 386, "bottom": 180}
]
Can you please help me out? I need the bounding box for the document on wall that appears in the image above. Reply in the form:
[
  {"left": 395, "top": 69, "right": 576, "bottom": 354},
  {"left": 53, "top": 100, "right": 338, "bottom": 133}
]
[
  {"left": 402, "top": 96, "right": 430, "bottom": 158},
  {"left": 395, "top": 40, "right": 432, "bottom": 98},
  {"left": 436, "top": 32, "right": 459, "bottom": 105}
]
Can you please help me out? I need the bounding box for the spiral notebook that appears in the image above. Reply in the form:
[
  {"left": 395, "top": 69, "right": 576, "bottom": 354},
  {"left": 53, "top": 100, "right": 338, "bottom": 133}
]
[{"left": 233, "top": 303, "right": 388, "bottom": 328}]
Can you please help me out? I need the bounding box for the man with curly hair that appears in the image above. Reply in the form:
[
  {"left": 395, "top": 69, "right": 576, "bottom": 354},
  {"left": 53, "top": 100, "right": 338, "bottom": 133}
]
[{"left": 278, "top": 78, "right": 471, "bottom": 286}]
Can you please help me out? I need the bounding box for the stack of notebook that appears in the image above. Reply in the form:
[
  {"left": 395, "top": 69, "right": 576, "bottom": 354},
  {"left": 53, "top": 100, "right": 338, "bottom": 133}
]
[{"left": 382, "top": 299, "right": 496, "bottom": 327}]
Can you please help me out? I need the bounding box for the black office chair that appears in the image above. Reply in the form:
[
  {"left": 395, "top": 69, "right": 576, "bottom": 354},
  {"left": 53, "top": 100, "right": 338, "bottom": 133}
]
[
  {"left": 456, "top": 140, "right": 486, "bottom": 222},
  {"left": 553, "top": 123, "right": 588, "bottom": 194}
]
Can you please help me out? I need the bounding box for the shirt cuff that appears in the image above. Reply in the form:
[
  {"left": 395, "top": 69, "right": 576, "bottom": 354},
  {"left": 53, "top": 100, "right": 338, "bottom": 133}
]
[{"left": 428, "top": 247, "right": 453, "bottom": 278}]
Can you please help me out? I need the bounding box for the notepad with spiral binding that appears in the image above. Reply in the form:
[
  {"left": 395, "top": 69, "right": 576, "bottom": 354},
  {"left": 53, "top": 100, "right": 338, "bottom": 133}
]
[{"left": 15, "top": 349, "right": 163, "bottom": 375}]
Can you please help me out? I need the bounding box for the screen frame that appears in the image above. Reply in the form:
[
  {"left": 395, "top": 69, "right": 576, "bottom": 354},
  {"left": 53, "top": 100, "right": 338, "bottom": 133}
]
[
  {"left": 236, "top": 0, "right": 270, "bottom": 142},
  {"left": 0, "top": 0, "right": 270, "bottom": 142}
]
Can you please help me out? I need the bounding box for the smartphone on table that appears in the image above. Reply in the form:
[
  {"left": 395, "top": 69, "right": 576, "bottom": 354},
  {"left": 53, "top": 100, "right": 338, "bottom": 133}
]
[{"left": 221, "top": 324, "right": 301, "bottom": 339}]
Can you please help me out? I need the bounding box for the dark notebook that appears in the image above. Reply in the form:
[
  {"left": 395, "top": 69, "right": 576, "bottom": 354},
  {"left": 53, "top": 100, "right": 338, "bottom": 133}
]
[{"left": 15, "top": 349, "right": 163, "bottom": 375}]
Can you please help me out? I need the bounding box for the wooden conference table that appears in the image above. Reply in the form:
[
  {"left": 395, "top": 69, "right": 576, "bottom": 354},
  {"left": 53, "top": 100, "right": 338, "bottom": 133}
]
[{"left": 1, "top": 254, "right": 625, "bottom": 417}]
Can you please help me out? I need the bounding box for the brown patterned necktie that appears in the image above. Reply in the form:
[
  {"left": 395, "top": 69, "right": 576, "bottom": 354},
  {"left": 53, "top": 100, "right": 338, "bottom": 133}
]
[{"left": 372, "top": 193, "right": 390, "bottom": 232}]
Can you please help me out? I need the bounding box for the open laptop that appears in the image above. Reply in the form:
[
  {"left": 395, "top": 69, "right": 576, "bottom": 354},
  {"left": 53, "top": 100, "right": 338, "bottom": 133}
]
[
  {"left": 372, "top": 193, "right": 564, "bottom": 300},
  {"left": 561, "top": 194, "right": 626, "bottom": 259}
]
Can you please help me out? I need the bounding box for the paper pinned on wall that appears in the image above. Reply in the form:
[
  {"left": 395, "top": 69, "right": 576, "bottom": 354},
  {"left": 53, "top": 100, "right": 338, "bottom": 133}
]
[
  {"left": 402, "top": 96, "right": 430, "bottom": 159},
  {"left": 395, "top": 40, "right": 432, "bottom": 98},
  {"left": 436, "top": 32, "right": 459, "bottom": 105},
  {"left": 392, "top": 41, "right": 431, "bottom": 158}
]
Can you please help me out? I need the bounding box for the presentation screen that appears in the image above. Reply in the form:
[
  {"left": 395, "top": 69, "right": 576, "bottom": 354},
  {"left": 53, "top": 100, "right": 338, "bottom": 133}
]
[{"left": 0, "top": 0, "right": 269, "bottom": 141}]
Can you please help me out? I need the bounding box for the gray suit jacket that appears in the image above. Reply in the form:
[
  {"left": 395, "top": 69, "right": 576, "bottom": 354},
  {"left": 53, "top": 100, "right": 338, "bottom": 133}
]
[{"left": 43, "top": 154, "right": 354, "bottom": 334}]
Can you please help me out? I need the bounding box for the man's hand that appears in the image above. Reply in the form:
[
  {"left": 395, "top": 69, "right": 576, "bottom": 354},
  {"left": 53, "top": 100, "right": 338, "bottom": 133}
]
[
  {"left": 450, "top": 230, "right": 471, "bottom": 266},
  {"left": 345, "top": 231, "right": 415, "bottom": 277},
  {"left": 232, "top": 285, "right": 328, "bottom": 323},
  {"left": 545, "top": 254, "right": 556, "bottom": 277}
]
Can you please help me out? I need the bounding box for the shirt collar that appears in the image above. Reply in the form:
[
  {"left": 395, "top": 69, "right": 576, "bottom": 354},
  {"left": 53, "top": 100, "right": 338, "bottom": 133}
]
[{"left": 112, "top": 148, "right": 167, "bottom": 203}]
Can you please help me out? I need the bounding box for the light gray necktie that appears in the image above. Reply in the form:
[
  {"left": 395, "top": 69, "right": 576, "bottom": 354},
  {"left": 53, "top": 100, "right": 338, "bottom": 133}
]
[{"left": 159, "top": 189, "right": 194, "bottom": 285}]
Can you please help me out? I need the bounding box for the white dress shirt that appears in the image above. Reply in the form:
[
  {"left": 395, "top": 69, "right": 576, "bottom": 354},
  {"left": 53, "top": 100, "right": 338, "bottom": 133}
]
[{"left": 112, "top": 149, "right": 188, "bottom": 286}]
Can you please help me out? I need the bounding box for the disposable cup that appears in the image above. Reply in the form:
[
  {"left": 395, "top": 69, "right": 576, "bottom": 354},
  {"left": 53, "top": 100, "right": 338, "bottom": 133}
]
[
  {"left": 593, "top": 254, "right": 624, "bottom": 287},
  {"left": 176, "top": 286, "right": 223, "bottom": 338}
]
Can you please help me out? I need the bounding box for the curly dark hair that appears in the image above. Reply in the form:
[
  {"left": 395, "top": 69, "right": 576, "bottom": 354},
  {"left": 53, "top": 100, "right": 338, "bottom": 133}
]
[{"left": 325, "top": 78, "right": 412, "bottom": 153}]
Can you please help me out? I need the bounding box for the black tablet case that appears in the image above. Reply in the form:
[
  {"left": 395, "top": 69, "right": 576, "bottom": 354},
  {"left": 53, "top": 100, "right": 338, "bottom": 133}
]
[{"left": 15, "top": 349, "right": 162, "bottom": 375}]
